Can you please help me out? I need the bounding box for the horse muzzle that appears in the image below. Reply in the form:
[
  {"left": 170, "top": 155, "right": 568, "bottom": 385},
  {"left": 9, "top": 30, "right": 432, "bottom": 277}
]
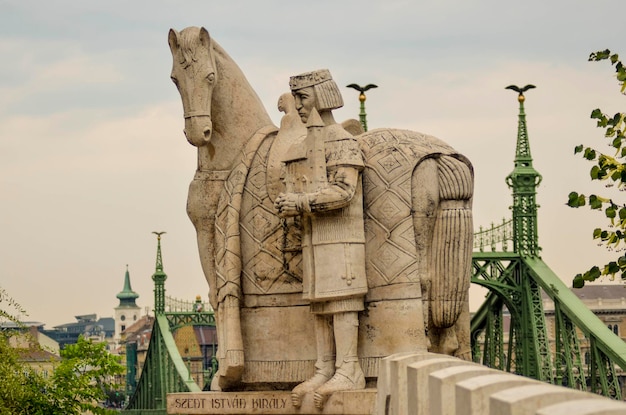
[{"left": 183, "top": 114, "right": 213, "bottom": 147}]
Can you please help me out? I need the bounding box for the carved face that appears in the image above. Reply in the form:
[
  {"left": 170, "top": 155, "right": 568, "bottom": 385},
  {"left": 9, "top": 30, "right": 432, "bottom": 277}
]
[
  {"left": 168, "top": 27, "right": 217, "bottom": 147},
  {"left": 292, "top": 87, "right": 317, "bottom": 123}
]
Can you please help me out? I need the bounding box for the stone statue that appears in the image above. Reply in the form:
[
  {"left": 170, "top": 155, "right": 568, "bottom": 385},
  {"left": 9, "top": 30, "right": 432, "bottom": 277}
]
[
  {"left": 168, "top": 26, "right": 473, "bottom": 397},
  {"left": 266, "top": 93, "right": 306, "bottom": 203},
  {"left": 274, "top": 70, "right": 367, "bottom": 408}
]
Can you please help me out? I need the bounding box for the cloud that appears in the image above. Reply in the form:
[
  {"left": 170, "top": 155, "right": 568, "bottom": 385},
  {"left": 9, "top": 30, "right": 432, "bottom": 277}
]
[
  {"left": 0, "top": 38, "right": 125, "bottom": 115},
  {"left": 2, "top": 0, "right": 626, "bottom": 328},
  {"left": 0, "top": 101, "right": 204, "bottom": 327}
]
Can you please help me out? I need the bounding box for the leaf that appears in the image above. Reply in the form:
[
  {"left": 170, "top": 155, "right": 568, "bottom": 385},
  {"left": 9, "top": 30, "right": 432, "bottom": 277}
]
[
  {"left": 589, "top": 49, "right": 611, "bottom": 61},
  {"left": 584, "top": 148, "right": 597, "bottom": 160},
  {"left": 573, "top": 274, "right": 585, "bottom": 288},
  {"left": 586, "top": 266, "right": 602, "bottom": 280},
  {"left": 606, "top": 205, "right": 617, "bottom": 218},
  {"left": 612, "top": 136, "right": 622, "bottom": 149},
  {"left": 567, "top": 191, "right": 581, "bottom": 207},
  {"left": 575, "top": 144, "right": 584, "bottom": 154},
  {"left": 606, "top": 261, "right": 620, "bottom": 275},
  {"left": 590, "top": 166, "right": 601, "bottom": 180},
  {"left": 591, "top": 108, "right": 603, "bottom": 119},
  {"left": 613, "top": 113, "right": 622, "bottom": 125},
  {"left": 589, "top": 194, "right": 603, "bottom": 209}
]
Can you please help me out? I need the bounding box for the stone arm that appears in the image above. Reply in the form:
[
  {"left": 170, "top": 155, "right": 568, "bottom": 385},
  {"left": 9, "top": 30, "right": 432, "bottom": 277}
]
[{"left": 275, "top": 165, "right": 361, "bottom": 217}]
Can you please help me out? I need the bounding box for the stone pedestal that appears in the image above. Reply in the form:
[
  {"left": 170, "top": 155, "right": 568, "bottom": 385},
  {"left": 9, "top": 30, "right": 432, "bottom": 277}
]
[{"left": 167, "top": 390, "right": 377, "bottom": 415}]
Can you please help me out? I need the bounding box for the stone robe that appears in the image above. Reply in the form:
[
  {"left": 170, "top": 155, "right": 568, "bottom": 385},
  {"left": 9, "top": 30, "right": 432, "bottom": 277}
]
[{"left": 282, "top": 124, "right": 367, "bottom": 313}]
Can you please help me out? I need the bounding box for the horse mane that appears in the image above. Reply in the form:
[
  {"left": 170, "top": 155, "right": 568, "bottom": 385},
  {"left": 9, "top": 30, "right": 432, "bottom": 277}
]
[{"left": 178, "top": 27, "right": 207, "bottom": 66}]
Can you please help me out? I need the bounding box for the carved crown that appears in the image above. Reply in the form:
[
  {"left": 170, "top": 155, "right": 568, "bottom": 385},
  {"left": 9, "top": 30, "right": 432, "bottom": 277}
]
[{"left": 289, "top": 69, "right": 332, "bottom": 90}]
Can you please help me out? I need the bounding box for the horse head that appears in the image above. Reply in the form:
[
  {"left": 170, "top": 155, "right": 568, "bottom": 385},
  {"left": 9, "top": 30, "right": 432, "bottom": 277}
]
[{"left": 168, "top": 27, "right": 217, "bottom": 147}]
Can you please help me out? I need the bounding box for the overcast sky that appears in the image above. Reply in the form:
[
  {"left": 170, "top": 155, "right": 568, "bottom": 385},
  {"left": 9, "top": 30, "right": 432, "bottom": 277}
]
[{"left": 1, "top": 1, "right": 625, "bottom": 328}]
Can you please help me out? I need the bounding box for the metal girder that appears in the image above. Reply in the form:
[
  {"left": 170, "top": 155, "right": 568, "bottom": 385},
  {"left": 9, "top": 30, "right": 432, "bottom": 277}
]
[
  {"left": 122, "top": 234, "right": 218, "bottom": 413},
  {"left": 123, "top": 316, "right": 200, "bottom": 414},
  {"left": 471, "top": 255, "right": 553, "bottom": 382},
  {"left": 589, "top": 338, "right": 622, "bottom": 399},
  {"left": 524, "top": 257, "right": 626, "bottom": 372},
  {"left": 521, "top": 275, "right": 554, "bottom": 382},
  {"left": 553, "top": 302, "right": 587, "bottom": 391},
  {"left": 469, "top": 89, "right": 626, "bottom": 398},
  {"left": 166, "top": 312, "right": 216, "bottom": 331},
  {"left": 483, "top": 297, "right": 506, "bottom": 371},
  {"left": 471, "top": 255, "right": 626, "bottom": 399}
]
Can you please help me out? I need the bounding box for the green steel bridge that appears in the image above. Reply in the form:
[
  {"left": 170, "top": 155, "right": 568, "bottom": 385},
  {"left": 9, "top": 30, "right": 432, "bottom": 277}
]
[
  {"left": 123, "top": 234, "right": 216, "bottom": 414},
  {"left": 121, "top": 87, "right": 626, "bottom": 414}
]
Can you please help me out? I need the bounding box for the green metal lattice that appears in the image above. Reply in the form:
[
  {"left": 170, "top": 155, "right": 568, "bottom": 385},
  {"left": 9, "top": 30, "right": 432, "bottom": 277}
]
[{"left": 470, "top": 86, "right": 626, "bottom": 399}]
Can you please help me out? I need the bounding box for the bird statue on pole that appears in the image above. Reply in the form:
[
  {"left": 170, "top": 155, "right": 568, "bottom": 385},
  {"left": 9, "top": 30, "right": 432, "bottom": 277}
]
[
  {"left": 152, "top": 231, "right": 166, "bottom": 240},
  {"left": 505, "top": 84, "right": 535, "bottom": 102},
  {"left": 346, "top": 83, "right": 378, "bottom": 132}
]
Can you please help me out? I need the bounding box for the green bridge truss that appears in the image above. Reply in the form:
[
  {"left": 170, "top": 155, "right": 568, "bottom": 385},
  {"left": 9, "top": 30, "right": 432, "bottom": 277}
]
[
  {"left": 122, "top": 234, "right": 216, "bottom": 415},
  {"left": 471, "top": 86, "right": 626, "bottom": 399},
  {"left": 122, "top": 86, "right": 626, "bottom": 413}
]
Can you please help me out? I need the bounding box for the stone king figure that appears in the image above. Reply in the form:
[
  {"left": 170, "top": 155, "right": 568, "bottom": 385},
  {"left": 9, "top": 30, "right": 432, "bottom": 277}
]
[{"left": 274, "top": 69, "right": 367, "bottom": 409}]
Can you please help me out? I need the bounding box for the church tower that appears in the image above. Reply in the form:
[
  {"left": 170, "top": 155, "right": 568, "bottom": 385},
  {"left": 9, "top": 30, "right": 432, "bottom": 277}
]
[{"left": 114, "top": 265, "right": 141, "bottom": 343}]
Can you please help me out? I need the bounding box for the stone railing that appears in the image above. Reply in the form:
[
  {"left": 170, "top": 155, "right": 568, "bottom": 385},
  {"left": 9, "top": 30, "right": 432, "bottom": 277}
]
[
  {"left": 376, "top": 351, "right": 626, "bottom": 415},
  {"left": 166, "top": 351, "right": 626, "bottom": 414}
]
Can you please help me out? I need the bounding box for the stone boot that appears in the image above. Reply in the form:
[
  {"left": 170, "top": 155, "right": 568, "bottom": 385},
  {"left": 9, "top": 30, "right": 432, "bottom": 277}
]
[
  {"left": 313, "top": 311, "right": 365, "bottom": 409},
  {"left": 291, "top": 315, "right": 335, "bottom": 408},
  {"left": 213, "top": 295, "right": 244, "bottom": 391}
]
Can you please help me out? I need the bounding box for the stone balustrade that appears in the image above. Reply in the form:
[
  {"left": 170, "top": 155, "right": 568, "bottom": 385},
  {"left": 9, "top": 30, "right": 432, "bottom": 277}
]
[
  {"left": 377, "top": 351, "right": 626, "bottom": 415},
  {"left": 167, "top": 351, "right": 626, "bottom": 415}
]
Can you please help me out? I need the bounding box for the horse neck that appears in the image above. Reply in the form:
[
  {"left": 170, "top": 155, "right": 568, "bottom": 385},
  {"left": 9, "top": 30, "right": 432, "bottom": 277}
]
[{"left": 197, "top": 44, "right": 274, "bottom": 172}]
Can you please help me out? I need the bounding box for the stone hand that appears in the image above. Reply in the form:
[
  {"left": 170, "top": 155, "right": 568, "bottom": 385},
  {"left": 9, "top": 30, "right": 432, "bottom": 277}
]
[{"left": 275, "top": 193, "right": 300, "bottom": 217}]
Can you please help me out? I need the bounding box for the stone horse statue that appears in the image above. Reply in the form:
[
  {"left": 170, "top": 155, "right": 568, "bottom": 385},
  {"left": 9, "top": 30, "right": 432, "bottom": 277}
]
[{"left": 168, "top": 26, "right": 474, "bottom": 391}]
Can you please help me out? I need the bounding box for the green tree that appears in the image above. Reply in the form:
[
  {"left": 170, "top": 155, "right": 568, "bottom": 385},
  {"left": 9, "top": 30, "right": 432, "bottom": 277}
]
[
  {"left": 0, "top": 332, "right": 54, "bottom": 415},
  {"left": 568, "top": 49, "right": 626, "bottom": 288},
  {"left": 0, "top": 286, "right": 54, "bottom": 415},
  {"left": 49, "top": 336, "right": 125, "bottom": 414},
  {"left": 0, "top": 286, "right": 125, "bottom": 415}
]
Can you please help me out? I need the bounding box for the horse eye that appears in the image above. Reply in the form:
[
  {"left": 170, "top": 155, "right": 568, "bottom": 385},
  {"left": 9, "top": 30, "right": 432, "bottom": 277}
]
[{"left": 207, "top": 73, "right": 215, "bottom": 83}]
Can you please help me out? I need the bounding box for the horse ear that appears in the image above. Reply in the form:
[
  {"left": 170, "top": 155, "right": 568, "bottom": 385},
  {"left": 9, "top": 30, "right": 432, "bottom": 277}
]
[
  {"left": 168, "top": 28, "right": 180, "bottom": 52},
  {"left": 199, "top": 27, "right": 211, "bottom": 50}
]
